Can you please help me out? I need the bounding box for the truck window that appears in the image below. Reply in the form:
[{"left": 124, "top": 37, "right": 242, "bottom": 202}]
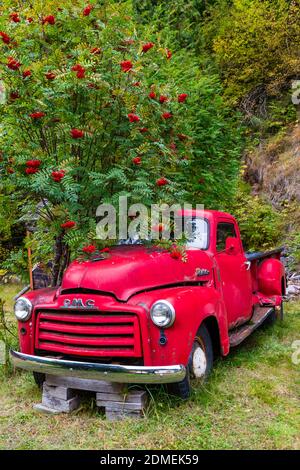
[
  {"left": 216, "top": 222, "right": 236, "bottom": 252},
  {"left": 185, "top": 218, "right": 209, "bottom": 249}
]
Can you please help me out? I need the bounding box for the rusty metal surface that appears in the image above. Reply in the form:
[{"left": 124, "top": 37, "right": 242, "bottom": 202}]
[{"left": 229, "top": 307, "right": 274, "bottom": 347}]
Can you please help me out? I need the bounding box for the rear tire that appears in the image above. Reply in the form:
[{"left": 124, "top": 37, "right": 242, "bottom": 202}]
[
  {"left": 167, "top": 324, "right": 213, "bottom": 399},
  {"left": 279, "top": 301, "right": 284, "bottom": 320},
  {"left": 266, "top": 302, "right": 284, "bottom": 326}
]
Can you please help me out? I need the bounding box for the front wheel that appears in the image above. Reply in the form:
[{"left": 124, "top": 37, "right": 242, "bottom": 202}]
[
  {"left": 33, "top": 372, "right": 45, "bottom": 389},
  {"left": 167, "top": 324, "right": 213, "bottom": 399}
]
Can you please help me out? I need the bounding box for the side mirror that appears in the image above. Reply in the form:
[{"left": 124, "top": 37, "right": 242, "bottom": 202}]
[{"left": 225, "top": 237, "right": 240, "bottom": 255}]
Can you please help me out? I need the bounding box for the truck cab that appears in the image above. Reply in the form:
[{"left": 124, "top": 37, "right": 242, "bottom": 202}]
[{"left": 11, "top": 210, "right": 286, "bottom": 398}]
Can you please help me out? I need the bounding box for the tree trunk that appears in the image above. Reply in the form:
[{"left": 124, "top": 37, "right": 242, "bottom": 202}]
[
  {"left": 57, "top": 244, "right": 71, "bottom": 286},
  {"left": 51, "top": 235, "right": 68, "bottom": 287}
]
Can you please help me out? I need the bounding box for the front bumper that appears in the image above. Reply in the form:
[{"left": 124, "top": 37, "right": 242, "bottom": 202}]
[{"left": 10, "top": 350, "right": 186, "bottom": 384}]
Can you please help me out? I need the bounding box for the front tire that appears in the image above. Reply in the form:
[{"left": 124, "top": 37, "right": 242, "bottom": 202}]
[
  {"left": 167, "top": 324, "right": 213, "bottom": 399},
  {"left": 33, "top": 372, "right": 45, "bottom": 389}
]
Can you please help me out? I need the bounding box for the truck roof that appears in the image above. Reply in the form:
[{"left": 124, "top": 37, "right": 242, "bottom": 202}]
[{"left": 177, "top": 209, "right": 235, "bottom": 220}]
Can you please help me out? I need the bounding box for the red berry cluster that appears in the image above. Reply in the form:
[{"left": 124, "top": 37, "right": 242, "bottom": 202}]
[
  {"left": 156, "top": 177, "right": 168, "bottom": 187},
  {"left": 142, "top": 42, "right": 154, "bottom": 53},
  {"left": 82, "top": 244, "right": 96, "bottom": 254},
  {"left": 70, "top": 129, "right": 84, "bottom": 139},
  {"left": 61, "top": 221, "right": 76, "bottom": 229},
  {"left": 0, "top": 31, "right": 10, "bottom": 44},
  {"left": 128, "top": 113, "right": 140, "bottom": 123},
  {"left": 7, "top": 57, "right": 21, "bottom": 70},
  {"left": 22, "top": 69, "right": 31, "bottom": 78},
  {"left": 120, "top": 60, "right": 133, "bottom": 72},
  {"left": 42, "top": 15, "right": 55, "bottom": 25},
  {"left": 30, "top": 111, "right": 45, "bottom": 119},
  {"left": 10, "top": 12, "right": 20, "bottom": 23},
  {"left": 45, "top": 71, "right": 56, "bottom": 80},
  {"left": 132, "top": 157, "right": 142, "bottom": 165},
  {"left": 25, "top": 160, "right": 41, "bottom": 175},
  {"left": 83, "top": 5, "right": 93, "bottom": 16},
  {"left": 51, "top": 170, "right": 65, "bottom": 182},
  {"left": 71, "top": 64, "right": 85, "bottom": 79}
]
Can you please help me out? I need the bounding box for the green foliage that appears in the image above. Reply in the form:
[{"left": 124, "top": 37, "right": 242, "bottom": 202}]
[
  {"left": 0, "top": 181, "right": 19, "bottom": 242},
  {"left": 1, "top": 0, "right": 295, "bottom": 275},
  {"left": 0, "top": 194, "right": 13, "bottom": 243},
  {"left": 230, "top": 181, "right": 282, "bottom": 251},
  {"left": 1, "top": 249, "right": 29, "bottom": 282},
  {"left": 265, "top": 100, "right": 297, "bottom": 135},
  {"left": 132, "top": 0, "right": 210, "bottom": 52},
  {"left": 173, "top": 67, "right": 243, "bottom": 207},
  {"left": 203, "top": 0, "right": 300, "bottom": 104},
  {"left": 289, "top": 232, "right": 300, "bottom": 268},
  {"left": 0, "top": 0, "right": 189, "bottom": 260},
  {"left": 0, "top": 246, "right": 9, "bottom": 264},
  {"left": 281, "top": 201, "right": 300, "bottom": 269},
  {"left": 0, "top": 181, "right": 25, "bottom": 266},
  {"left": 0, "top": 298, "right": 18, "bottom": 375},
  {"left": 0, "top": 0, "right": 242, "bottom": 277}
]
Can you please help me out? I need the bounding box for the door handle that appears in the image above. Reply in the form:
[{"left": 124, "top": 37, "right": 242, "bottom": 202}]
[{"left": 244, "top": 261, "right": 251, "bottom": 270}]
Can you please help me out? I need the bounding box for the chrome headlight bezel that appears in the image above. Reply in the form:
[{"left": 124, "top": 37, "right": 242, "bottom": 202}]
[
  {"left": 14, "top": 297, "right": 32, "bottom": 322},
  {"left": 150, "top": 300, "right": 175, "bottom": 328}
]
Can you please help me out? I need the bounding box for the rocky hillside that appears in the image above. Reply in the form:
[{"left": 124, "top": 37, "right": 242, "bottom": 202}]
[
  {"left": 244, "top": 118, "right": 300, "bottom": 292},
  {"left": 245, "top": 122, "right": 300, "bottom": 210}
]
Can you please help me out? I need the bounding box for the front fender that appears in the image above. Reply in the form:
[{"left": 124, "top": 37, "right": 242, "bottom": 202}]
[{"left": 128, "top": 285, "right": 228, "bottom": 367}]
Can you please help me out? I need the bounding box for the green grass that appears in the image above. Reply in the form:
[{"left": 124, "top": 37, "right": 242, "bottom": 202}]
[{"left": 0, "top": 283, "right": 299, "bottom": 450}]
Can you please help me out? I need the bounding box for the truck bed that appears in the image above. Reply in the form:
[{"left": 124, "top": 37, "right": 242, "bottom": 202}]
[{"left": 245, "top": 247, "right": 284, "bottom": 262}]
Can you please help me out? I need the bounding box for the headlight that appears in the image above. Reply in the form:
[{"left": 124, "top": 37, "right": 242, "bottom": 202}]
[
  {"left": 150, "top": 300, "right": 175, "bottom": 328},
  {"left": 14, "top": 297, "right": 32, "bottom": 322}
]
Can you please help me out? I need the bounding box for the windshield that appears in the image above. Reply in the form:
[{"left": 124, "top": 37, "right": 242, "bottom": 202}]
[
  {"left": 185, "top": 217, "right": 209, "bottom": 249},
  {"left": 117, "top": 216, "right": 209, "bottom": 249}
]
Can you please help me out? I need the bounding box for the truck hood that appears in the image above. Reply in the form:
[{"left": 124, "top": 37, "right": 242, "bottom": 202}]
[{"left": 61, "top": 245, "right": 213, "bottom": 301}]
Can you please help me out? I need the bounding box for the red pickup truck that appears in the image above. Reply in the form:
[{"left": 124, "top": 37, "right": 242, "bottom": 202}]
[{"left": 11, "top": 210, "right": 286, "bottom": 398}]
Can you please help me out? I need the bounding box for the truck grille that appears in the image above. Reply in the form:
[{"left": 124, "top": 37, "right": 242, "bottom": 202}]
[{"left": 35, "top": 310, "right": 142, "bottom": 358}]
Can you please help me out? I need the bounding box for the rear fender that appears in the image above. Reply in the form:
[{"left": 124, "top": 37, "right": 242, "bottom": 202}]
[{"left": 257, "top": 258, "right": 285, "bottom": 296}]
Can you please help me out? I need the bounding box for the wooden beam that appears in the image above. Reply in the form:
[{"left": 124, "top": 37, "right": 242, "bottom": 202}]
[{"left": 26, "top": 230, "right": 34, "bottom": 290}]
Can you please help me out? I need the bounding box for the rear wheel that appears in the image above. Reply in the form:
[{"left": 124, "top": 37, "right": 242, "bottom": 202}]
[
  {"left": 279, "top": 301, "right": 284, "bottom": 320},
  {"left": 167, "top": 324, "right": 213, "bottom": 399},
  {"left": 266, "top": 302, "right": 284, "bottom": 326}
]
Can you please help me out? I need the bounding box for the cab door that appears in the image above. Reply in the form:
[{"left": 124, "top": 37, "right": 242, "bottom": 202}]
[{"left": 215, "top": 220, "right": 253, "bottom": 328}]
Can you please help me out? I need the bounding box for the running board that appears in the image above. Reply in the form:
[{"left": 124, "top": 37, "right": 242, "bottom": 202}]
[{"left": 229, "top": 307, "right": 274, "bottom": 347}]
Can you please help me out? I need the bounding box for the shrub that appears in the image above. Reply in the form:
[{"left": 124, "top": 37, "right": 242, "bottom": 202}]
[
  {"left": 0, "top": 298, "right": 18, "bottom": 376},
  {"left": 1, "top": 249, "right": 29, "bottom": 282},
  {"left": 0, "top": 0, "right": 242, "bottom": 283},
  {"left": 230, "top": 181, "right": 282, "bottom": 252},
  {"left": 132, "top": 0, "right": 207, "bottom": 52},
  {"left": 203, "top": 0, "right": 300, "bottom": 105},
  {"left": 289, "top": 232, "right": 300, "bottom": 269}
]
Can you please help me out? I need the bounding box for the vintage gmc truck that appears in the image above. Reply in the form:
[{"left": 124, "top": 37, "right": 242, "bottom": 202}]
[{"left": 11, "top": 210, "right": 286, "bottom": 398}]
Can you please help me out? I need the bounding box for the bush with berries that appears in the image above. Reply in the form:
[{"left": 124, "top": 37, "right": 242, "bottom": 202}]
[{"left": 0, "top": 0, "right": 241, "bottom": 283}]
